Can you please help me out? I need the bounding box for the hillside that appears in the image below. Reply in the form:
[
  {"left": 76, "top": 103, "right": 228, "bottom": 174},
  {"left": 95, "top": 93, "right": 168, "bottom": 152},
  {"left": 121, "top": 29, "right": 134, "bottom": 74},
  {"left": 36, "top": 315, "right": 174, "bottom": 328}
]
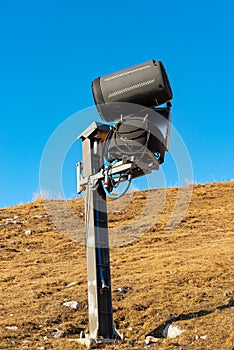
[{"left": 0, "top": 182, "right": 233, "bottom": 349}]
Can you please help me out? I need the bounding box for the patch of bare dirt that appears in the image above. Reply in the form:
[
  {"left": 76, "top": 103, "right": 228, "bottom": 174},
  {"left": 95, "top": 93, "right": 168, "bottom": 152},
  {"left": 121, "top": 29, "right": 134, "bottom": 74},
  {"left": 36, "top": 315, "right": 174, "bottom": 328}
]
[{"left": 0, "top": 182, "right": 233, "bottom": 349}]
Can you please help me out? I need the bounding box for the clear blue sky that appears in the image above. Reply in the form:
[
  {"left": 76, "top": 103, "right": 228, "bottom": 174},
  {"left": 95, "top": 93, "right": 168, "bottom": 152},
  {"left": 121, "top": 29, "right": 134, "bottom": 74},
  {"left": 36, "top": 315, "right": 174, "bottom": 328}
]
[{"left": 1, "top": 0, "right": 233, "bottom": 208}]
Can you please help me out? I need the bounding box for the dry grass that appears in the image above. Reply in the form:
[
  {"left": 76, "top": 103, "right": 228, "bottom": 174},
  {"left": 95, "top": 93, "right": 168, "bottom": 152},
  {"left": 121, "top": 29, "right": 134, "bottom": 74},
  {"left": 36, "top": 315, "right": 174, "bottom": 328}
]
[{"left": 0, "top": 182, "right": 233, "bottom": 349}]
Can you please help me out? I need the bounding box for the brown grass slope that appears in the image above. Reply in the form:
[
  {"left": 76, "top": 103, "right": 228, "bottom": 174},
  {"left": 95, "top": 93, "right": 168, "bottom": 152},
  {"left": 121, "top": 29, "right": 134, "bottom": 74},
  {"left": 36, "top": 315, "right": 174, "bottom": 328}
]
[{"left": 0, "top": 182, "right": 233, "bottom": 349}]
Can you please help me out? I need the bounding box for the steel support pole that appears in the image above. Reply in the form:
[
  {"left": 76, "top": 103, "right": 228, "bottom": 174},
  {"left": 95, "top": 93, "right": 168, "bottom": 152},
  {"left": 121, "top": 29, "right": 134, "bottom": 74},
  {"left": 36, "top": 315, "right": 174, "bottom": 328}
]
[{"left": 81, "top": 134, "right": 121, "bottom": 343}]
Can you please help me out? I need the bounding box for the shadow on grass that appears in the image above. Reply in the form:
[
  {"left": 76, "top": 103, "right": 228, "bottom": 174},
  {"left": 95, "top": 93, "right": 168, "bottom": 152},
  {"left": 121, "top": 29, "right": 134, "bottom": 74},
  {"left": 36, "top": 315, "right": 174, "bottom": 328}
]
[{"left": 146, "top": 298, "right": 234, "bottom": 338}]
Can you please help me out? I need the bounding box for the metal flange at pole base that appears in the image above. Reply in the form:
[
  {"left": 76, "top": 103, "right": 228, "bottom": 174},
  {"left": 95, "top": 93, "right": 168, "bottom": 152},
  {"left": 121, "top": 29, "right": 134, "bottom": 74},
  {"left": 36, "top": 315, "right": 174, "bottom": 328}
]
[{"left": 70, "top": 335, "right": 125, "bottom": 349}]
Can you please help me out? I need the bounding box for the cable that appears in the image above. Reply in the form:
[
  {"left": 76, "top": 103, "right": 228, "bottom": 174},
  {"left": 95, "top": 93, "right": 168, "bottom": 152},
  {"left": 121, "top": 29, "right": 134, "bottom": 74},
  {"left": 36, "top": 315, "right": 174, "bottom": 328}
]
[{"left": 102, "top": 177, "right": 132, "bottom": 199}]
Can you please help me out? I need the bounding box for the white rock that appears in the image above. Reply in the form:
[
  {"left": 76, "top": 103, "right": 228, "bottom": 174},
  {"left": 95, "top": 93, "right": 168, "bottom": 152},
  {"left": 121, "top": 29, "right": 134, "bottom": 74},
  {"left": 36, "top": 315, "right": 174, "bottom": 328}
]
[
  {"left": 33, "top": 214, "right": 49, "bottom": 219},
  {"left": 145, "top": 335, "right": 160, "bottom": 344},
  {"left": 63, "top": 301, "right": 80, "bottom": 309},
  {"left": 66, "top": 281, "right": 78, "bottom": 288},
  {"left": 200, "top": 335, "right": 208, "bottom": 340},
  {"left": 162, "top": 324, "right": 185, "bottom": 338},
  {"left": 5, "top": 219, "right": 14, "bottom": 225},
  {"left": 5, "top": 326, "right": 18, "bottom": 330},
  {"left": 25, "top": 229, "right": 32, "bottom": 235},
  {"left": 5, "top": 218, "right": 13, "bottom": 223},
  {"left": 5, "top": 218, "right": 21, "bottom": 225},
  {"left": 51, "top": 329, "right": 65, "bottom": 338},
  {"left": 25, "top": 248, "right": 31, "bottom": 252}
]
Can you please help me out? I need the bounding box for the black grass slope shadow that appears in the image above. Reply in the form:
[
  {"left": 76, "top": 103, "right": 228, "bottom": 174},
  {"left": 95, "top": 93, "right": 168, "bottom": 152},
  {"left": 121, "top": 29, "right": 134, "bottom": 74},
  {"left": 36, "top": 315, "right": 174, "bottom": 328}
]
[{"left": 146, "top": 298, "right": 234, "bottom": 338}]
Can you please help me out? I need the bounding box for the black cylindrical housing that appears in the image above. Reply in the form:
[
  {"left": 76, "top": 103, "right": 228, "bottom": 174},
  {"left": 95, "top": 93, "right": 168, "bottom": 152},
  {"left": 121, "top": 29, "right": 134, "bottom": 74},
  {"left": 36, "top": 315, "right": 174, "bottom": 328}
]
[{"left": 92, "top": 60, "right": 173, "bottom": 122}]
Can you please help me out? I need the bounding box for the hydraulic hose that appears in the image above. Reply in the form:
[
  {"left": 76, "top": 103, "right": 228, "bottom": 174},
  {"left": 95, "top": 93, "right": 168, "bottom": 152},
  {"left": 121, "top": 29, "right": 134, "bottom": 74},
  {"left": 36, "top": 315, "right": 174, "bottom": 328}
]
[{"left": 102, "top": 177, "right": 132, "bottom": 199}]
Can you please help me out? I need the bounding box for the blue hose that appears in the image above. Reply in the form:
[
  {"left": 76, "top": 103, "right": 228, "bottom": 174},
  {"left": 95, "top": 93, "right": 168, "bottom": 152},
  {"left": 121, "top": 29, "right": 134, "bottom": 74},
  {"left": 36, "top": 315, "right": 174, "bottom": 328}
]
[{"left": 102, "top": 178, "right": 132, "bottom": 199}]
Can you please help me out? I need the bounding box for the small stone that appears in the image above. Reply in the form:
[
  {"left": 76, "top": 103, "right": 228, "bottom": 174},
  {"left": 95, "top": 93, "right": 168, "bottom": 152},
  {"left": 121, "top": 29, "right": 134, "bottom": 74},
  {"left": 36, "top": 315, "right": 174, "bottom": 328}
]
[
  {"left": 25, "top": 248, "right": 31, "bottom": 252},
  {"left": 145, "top": 336, "right": 160, "bottom": 344},
  {"left": 6, "top": 218, "right": 13, "bottom": 223},
  {"left": 5, "top": 218, "right": 21, "bottom": 225},
  {"left": 66, "top": 281, "right": 78, "bottom": 288},
  {"left": 117, "top": 287, "right": 127, "bottom": 294},
  {"left": 5, "top": 325, "right": 18, "bottom": 330},
  {"left": 51, "top": 329, "right": 65, "bottom": 338},
  {"left": 200, "top": 335, "right": 208, "bottom": 340},
  {"left": 63, "top": 301, "right": 80, "bottom": 309},
  {"left": 10, "top": 240, "right": 16, "bottom": 244},
  {"left": 162, "top": 324, "right": 185, "bottom": 338},
  {"left": 25, "top": 229, "right": 32, "bottom": 235}
]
